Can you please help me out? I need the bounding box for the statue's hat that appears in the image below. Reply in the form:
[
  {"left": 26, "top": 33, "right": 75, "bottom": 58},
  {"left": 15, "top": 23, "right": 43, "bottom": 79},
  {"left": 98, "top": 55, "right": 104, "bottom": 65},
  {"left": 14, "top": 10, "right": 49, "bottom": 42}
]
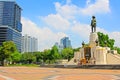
[{"left": 92, "top": 16, "right": 95, "bottom": 18}]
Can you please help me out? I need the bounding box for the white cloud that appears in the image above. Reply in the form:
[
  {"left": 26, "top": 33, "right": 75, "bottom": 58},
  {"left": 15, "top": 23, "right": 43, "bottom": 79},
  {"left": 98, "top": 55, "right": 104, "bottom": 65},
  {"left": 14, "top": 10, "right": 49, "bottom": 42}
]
[
  {"left": 55, "top": 0, "right": 110, "bottom": 17},
  {"left": 81, "top": 0, "right": 110, "bottom": 15},
  {"left": 55, "top": 2, "right": 79, "bottom": 19},
  {"left": 22, "top": 17, "right": 67, "bottom": 51},
  {"left": 109, "top": 32, "right": 120, "bottom": 47},
  {"left": 71, "top": 22, "right": 90, "bottom": 40},
  {"left": 40, "top": 0, "right": 120, "bottom": 48},
  {"left": 43, "top": 14, "right": 70, "bottom": 31},
  {"left": 41, "top": 0, "right": 111, "bottom": 33}
]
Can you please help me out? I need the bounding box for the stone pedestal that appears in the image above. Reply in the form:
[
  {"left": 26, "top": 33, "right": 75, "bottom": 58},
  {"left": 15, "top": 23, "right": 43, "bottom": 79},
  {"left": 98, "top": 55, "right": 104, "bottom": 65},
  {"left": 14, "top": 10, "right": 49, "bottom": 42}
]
[{"left": 89, "top": 32, "right": 98, "bottom": 47}]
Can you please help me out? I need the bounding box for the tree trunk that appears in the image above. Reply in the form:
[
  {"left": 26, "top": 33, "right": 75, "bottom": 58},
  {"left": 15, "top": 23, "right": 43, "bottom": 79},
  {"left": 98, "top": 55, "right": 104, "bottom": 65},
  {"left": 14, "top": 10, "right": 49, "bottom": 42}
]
[
  {"left": 1, "top": 59, "right": 6, "bottom": 66},
  {"left": 1, "top": 60, "right": 4, "bottom": 66}
]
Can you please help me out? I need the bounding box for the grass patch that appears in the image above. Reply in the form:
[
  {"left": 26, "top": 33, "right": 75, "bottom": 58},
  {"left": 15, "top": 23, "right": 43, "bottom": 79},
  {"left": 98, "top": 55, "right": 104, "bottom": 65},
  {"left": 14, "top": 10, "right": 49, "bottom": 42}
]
[{"left": 7, "top": 64, "right": 39, "bottom": 67}]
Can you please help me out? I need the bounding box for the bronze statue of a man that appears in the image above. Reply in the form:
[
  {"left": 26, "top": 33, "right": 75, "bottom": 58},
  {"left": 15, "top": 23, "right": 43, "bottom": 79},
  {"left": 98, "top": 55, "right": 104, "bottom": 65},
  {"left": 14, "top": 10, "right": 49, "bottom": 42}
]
[{"left": 91, "top": 16, "right": 96, "bottom": 33}]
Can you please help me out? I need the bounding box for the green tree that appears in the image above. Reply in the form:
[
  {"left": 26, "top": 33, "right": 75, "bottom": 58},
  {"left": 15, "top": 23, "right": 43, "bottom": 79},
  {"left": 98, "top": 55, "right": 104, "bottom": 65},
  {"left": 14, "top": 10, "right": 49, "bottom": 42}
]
[
  {"left": 34, "top": 52, "right": 43, "bottom": 64},
  {"left": 0, "top": 46, "right": 2, "bottom": 61},
  {"left": 41, "top": 46, "right": 61, "bottom": 64},
  {"left": 97, "top": 32, "right": 115, "bottom": 50},
  {"left": 21, "top": 53, "right": 36, "bottom": 64},
  {"left": 0, "top": 41, "right": 19, "bottom": 66},
  {"left": 42, "top": 49, "right": 51, "bottom": 63},
  {"left": 49, "top": 45, "right": 60, "bottom": 63},
  {"left": 61, "top": 48, "right": 73, "bottom": 61},
  {"left": 11, "top": 51, "right": 21, "bottom": 64},
  {"left": 51, "top": 46, "right": 60, "bottom": 59}
]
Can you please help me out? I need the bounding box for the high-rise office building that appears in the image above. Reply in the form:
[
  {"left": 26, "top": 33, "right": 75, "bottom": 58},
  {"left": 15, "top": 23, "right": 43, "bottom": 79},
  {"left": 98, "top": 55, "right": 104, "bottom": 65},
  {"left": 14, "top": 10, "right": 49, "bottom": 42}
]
[
  {"left": 22, "top": 34, "right": 38, "bottom": 53},
  {"left": 54, "top": 37, "right": 72, "bottom": 53},
  {"left": 0, "top": 1, "right": 22, "bottom": 52},
  {"left": 60, "top": 37, "right": 72, "bottom": 49}
]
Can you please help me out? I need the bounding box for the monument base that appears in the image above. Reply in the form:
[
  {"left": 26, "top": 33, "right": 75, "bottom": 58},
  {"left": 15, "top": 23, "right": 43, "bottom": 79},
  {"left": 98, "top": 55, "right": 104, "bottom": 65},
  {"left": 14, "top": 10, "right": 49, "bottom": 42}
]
[
  {"left": 69, "top": 16, "right": 120, "bottom": 65},
  {"left": 89, "top": 32, "right": 98, "bottom": 47}
]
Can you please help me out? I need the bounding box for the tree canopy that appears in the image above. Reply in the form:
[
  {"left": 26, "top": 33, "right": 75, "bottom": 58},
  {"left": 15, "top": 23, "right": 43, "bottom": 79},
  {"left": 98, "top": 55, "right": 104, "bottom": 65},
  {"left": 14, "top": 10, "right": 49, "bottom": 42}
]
[
  {"left": 21, "top": 52, "right": 36, "bottom": 64},
  {"left": 61, "top": 48, "right": 74, "bottom": 61},
  {"left": 97, "top": 32, "right": 115, "bottom": 50},
  {"left": 0, "top": 41, "right": 21, "bottom": 66}
]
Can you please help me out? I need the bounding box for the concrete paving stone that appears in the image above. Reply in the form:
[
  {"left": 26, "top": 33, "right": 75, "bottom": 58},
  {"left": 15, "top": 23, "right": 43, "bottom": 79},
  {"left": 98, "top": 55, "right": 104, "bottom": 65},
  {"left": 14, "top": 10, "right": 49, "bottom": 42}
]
[{"left": 0, "top": 67, "right": 120, "bottom": 80}]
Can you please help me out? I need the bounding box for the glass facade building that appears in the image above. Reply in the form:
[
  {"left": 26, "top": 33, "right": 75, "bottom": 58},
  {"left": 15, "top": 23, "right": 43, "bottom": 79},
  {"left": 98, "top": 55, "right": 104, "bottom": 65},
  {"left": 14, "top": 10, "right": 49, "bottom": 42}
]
[
  {"left": 0, "top": 1, "right": 22, "bottom": 52},
  {"left": 60, "top": 37, "right": 72, "bottom": 48},
  {"left": 54, "top": 37, "right": 72, "bottom": 53}
]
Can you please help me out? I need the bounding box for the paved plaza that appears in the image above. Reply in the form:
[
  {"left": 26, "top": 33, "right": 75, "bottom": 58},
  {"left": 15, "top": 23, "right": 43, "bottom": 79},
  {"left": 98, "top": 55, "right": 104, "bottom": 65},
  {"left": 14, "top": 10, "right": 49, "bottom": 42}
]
[{"left": 0, "top": 67, "right": 120, "bottom": 80}]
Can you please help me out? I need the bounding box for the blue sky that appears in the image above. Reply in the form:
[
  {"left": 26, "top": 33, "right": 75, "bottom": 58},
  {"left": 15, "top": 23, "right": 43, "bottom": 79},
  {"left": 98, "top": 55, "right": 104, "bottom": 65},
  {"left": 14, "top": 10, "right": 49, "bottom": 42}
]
[{"left": 16, "top": 0, "right": 120, "bottom": 51}]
